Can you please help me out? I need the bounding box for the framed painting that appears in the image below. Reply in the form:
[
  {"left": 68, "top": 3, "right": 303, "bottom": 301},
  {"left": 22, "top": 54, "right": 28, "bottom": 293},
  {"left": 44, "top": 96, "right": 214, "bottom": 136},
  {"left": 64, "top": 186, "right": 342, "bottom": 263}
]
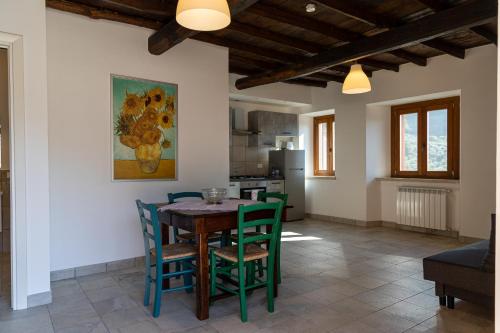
[{"left": 111, "top": 74, "right": 177, "bottom": 181}]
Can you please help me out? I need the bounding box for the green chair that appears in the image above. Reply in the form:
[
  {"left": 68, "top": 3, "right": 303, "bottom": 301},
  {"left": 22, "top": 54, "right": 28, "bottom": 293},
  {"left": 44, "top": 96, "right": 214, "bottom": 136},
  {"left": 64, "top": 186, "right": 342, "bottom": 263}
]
[
  {"left": 210, "top": 201, "right": 284, "bottom": 322},
  {"left": 231, "top": 192, "right": 288, "bottom": 283},
  {"left": 136, "top": 200, "right": 196, "bottom": 317}
]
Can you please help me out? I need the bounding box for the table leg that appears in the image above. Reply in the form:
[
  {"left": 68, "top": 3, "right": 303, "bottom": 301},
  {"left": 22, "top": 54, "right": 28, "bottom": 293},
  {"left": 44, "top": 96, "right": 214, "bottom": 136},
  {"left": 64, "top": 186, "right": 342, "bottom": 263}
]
[
  {"left": 196, "top": 231, "right": 209, "bottom": 320},
  {"left": 161, "top": 224, "right": 170, "bottom": 290}
]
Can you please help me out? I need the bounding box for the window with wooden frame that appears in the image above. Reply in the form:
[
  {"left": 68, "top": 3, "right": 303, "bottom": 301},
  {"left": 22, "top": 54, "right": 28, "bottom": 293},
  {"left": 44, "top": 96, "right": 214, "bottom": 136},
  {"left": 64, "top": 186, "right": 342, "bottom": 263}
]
[
  {"left": 391, "top": 97, "right": 459, "bottom": 179},
  {"left": 314, "top": 115, "right": 335, "bottom": 176}
]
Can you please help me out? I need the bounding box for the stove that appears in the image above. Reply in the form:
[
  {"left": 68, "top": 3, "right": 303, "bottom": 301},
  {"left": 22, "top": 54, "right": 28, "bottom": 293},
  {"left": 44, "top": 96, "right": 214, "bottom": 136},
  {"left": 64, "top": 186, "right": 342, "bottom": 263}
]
[{"left": 230, "top": 175, "right": 267, "bottom": 181}]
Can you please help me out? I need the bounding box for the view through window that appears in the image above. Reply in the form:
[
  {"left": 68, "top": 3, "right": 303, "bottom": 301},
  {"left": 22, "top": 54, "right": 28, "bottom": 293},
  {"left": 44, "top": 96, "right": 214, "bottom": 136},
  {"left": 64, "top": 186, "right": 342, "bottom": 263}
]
[{"left": 313, "top": 115, "right": 335, "bottom": 176}]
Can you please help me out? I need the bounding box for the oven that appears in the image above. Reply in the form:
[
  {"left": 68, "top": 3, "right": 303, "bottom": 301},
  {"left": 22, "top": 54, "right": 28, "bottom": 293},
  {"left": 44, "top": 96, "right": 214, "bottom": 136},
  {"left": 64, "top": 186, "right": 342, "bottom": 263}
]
[{"left": 239, "top": 181, "right": 267, "bottom": 201}]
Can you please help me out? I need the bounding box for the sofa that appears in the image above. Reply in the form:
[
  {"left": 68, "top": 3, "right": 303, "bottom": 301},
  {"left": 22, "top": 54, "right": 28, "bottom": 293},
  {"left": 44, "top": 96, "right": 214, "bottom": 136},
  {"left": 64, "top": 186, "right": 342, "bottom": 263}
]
[{"left": 423, "top": 214, "right": 495, "bottom": 309}]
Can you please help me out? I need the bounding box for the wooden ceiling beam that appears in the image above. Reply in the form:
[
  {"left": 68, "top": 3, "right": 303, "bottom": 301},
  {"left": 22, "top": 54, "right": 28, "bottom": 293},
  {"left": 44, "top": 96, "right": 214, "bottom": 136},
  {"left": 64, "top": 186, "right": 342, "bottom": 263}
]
[
  {"left": 389, "top": 49, "right": 427, "bottom": 66},
  {"left": 148, "top": 0, "right": 259, "bottom": 55},
  {"left": 247, "top": 2, "right": 427, "bottom": 66},
  {"left": 421, "top": 39, "right": 465, "bottom": 58},
  {"left": 358, "top": 59, "right": 399, "bottom": 72},
  {"left": 227, "top": 20, "right": 324, "bottom": 54},
  {"left": 417, "top": 0, "right": 497, "bottom": 46},
  {"left": 230, "top": 65, "right": 327, "bottom": 88},
  {"left": 46, "top": 0, "right": 162, "bottom": 30},
  {"left": 70, "top": 0, "right": 174, "bottom": 21},
  {"left": 317, "top": 0, "right": 466, "bottom": 59},
  {"left": 235, "top": 0, "right": 497, "bottom": 89},
  {"left": 230, "top": 53, "right": 345, "bottom": 83},
  {"left": 470, "top": 26, "right": 498, "bottom": 46}
]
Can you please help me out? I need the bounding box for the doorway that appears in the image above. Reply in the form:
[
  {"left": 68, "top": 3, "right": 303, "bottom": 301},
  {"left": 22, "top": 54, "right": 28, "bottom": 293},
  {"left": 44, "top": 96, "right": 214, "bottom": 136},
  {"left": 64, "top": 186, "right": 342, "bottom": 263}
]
[{"left": 0, "top": 47, "right": 10, "bottom": 309}]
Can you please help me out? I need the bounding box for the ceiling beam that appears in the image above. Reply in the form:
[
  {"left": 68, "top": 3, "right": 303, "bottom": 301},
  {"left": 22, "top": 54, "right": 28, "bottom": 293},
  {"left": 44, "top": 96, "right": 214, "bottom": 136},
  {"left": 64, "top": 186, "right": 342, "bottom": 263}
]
[
  {"left": 46, "top": 0, "right": 162, "bottom": 30},
  {"left": 417, "top": 0, "right": 497, "bottom": 46},
  {"left": 227, "top": 20, "right": 324, "bottom": 54},
  {"left": 230, "top": 53, "right": 346, "bottom": 83},
  {"left": 317, "top": 0, "right": 466, "bottom": 59},
  {"left": 235, "top": 0, "right": 497, "bottom": 89},
  {"left": 389, "top": 49, "right": 427, "bottom": 66},
  {"left": 247, "top": 2, "right": 427, "bottom": 66},
  {"left": 148, "top": 0, "right": 259, "bottom": 55},
  {"left": 230, "top": 65, "right": 327, "bottom": 88},
  {"left": 70, "top": 0, "right": 174, "bottom": 21},
  {"left": 470, "top": 26, "right": 498, "bottom": 45},
  {"left": 358, "top": 59, "right": 399, "bottom": 72}
]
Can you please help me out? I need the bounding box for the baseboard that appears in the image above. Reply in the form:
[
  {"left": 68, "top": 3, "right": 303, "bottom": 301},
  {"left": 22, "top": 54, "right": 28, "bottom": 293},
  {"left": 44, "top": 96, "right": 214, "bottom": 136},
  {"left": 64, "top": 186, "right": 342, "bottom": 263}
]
[
  {"left": 27, "top": 290, "right": 52, "bottom": 307},
  {"left": 306, "top": 213, "right": 462, "bottom": 238},
  {"left": 305, "top": 213, "right": 382, "bottom": 227},
  {"left": 50, "top": 256, "right": 144, "bottom": 282}
]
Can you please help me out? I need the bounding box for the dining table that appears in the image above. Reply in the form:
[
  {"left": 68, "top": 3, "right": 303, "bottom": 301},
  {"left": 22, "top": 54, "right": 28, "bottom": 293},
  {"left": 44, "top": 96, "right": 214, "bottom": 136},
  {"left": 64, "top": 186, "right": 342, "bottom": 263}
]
[{"left": 156, "top": 199, "right": 285, "bottom": 320}]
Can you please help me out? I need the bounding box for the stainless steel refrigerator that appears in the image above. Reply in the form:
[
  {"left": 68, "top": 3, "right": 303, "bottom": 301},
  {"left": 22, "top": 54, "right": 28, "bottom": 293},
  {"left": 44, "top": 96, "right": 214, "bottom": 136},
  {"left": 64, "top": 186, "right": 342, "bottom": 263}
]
[{"left": 268, "top": 150, "right": 305, "bottom": 221}]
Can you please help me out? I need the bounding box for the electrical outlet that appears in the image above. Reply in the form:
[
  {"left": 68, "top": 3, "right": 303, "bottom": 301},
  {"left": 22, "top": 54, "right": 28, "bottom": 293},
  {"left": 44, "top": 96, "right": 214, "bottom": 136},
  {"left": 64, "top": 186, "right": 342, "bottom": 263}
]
[{"left": 257, "top": 163, "right": 263, "bottom": 169}]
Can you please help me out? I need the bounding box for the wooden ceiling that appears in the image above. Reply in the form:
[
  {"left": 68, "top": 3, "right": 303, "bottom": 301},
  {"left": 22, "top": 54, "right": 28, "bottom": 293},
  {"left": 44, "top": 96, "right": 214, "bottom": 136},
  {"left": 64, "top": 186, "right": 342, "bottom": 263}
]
[{"left": 46, "top": 0, "right": 497, "bottom": 89}]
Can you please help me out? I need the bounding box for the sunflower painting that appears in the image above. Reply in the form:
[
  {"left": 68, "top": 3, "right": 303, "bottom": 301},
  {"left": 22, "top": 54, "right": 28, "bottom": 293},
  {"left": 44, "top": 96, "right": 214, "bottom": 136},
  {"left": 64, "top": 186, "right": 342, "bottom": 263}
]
[{"left": 112, "top": 75, "right": 177, "bottom": 180}]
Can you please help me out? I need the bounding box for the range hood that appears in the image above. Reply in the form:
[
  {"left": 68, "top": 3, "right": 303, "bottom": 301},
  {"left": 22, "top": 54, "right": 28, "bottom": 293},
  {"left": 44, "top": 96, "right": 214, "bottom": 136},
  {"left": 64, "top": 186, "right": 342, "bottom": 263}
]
[{"left": 230, "top": 107, "right": 259, "bottom": 136}]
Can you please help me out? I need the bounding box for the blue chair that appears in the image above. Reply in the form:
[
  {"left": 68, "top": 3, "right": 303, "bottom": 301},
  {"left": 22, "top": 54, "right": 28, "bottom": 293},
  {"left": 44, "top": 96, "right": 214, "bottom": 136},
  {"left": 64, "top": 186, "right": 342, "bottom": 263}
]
[{"left": 136, "top": 200, "right": 195, "bottom": 317}]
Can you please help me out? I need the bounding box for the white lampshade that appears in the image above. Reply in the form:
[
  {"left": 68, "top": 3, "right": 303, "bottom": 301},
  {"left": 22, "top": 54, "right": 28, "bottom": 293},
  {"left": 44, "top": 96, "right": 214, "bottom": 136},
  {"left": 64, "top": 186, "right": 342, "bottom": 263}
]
[
  {"left": 176, "top": 0, "right": 231, "bottom": 31},
  {"left": 342, "top": 64, "right": 372, "bottom": 94}
]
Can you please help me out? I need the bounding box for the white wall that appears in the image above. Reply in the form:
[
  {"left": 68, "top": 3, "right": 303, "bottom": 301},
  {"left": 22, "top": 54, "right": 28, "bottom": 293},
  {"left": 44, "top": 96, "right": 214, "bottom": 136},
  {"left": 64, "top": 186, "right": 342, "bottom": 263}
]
[
  {"left": 47, "top": 10, "right": 229, "bottom": 271},
  {"left": 0, "top": 0, "right": 50, "bottom": 299},
  {"left": 0, "top": 49, "right": 9, "bottom": 170},
  {"left": 304, "top": 45, "right": 497, "bottom": 238}
]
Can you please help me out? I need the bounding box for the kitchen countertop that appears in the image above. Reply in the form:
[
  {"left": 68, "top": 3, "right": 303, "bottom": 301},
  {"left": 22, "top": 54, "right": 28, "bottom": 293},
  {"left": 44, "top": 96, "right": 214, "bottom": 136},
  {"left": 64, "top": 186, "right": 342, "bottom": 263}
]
[{"left": 229, "top": 177, "right": 285, "bottom": 182}]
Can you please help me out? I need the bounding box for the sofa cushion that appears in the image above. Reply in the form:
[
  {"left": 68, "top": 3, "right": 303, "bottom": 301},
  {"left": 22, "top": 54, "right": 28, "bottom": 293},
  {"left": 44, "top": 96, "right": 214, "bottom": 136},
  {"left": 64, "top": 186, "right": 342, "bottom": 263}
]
[{"left": 424, "top": 240, "right": 489, "bottom": 269}]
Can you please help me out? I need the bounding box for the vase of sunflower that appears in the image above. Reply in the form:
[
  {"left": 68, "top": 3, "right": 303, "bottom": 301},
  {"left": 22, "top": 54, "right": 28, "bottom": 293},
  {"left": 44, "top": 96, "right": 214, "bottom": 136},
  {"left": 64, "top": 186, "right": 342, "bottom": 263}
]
[{"left": 114, "top": 87, "right": 175, "bottom": 174}]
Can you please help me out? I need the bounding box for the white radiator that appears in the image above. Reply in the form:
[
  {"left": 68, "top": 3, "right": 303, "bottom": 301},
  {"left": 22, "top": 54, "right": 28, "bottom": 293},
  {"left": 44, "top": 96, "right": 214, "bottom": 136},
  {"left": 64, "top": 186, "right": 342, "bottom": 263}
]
[{"left": 396, "top": 187, "right": 450, "bottom": 230}]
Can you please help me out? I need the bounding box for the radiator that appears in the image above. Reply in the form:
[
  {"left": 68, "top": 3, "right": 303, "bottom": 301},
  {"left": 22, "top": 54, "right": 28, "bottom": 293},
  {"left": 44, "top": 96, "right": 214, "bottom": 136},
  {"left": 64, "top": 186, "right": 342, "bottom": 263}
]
[{"left": 396, "top": 187, "right": 450, "bottom": 230}]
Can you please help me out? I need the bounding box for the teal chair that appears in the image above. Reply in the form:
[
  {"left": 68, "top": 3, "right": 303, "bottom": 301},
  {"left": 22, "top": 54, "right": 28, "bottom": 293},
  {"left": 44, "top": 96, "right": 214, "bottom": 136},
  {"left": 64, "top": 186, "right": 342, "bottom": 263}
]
[
  {"left": 231, "top": 192, "right": 288, "bottom": 283},
  {"left": 136, "top": 200, "right": 195, "bottom": 317},
  {"left": 210, "top": 201, "right": 284, "bottom": 322}
]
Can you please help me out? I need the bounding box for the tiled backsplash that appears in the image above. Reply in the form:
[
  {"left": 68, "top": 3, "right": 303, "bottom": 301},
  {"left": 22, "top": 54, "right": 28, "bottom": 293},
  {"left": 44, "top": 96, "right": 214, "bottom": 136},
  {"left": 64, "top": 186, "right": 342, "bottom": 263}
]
[{"left": 230, "top": 135, "right": 273, "bottom": 176}]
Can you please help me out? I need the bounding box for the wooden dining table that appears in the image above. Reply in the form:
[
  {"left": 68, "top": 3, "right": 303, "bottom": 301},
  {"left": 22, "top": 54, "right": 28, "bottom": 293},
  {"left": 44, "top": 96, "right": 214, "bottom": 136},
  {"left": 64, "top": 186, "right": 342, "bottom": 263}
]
[{"left": 156, "top": 199, "right": 284, "bottom": 320}]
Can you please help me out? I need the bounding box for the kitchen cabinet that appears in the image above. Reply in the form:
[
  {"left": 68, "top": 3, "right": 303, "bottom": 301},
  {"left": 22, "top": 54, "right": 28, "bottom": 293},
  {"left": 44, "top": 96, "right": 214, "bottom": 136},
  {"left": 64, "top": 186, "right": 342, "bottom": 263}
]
[
  {"left": 228, "top": 182, "right": 240, "bottom": 199},
  {"left": 266, "top": 180, "right": 284, "bottom": 193},
  {"left": 248, "top": 111, "right": 298, "bottom": 146}
]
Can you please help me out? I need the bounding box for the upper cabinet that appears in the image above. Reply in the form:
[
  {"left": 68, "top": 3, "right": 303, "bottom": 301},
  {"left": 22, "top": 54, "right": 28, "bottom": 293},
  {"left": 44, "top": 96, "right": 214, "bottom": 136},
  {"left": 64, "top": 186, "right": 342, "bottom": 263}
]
[{"left": 248, "top": 111, "right": 298, "bottom": 146}]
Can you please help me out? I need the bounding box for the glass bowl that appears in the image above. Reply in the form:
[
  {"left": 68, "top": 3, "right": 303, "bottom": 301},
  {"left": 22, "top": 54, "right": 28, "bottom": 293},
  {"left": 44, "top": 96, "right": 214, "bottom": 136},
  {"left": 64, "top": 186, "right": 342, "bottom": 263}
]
[{"left": 202, "top": 188, "right": 227, "bottom": 204}]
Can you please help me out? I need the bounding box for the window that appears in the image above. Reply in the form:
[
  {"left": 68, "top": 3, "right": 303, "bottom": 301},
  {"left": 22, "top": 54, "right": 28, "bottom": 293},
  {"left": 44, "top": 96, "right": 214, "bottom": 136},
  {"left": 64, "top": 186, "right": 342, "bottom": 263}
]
[
  {"left": 314, "top": 115, "right": 335, "bottom": 176},
  {"left": 391, "top": 97, "right": 459, "bottom": 179}
]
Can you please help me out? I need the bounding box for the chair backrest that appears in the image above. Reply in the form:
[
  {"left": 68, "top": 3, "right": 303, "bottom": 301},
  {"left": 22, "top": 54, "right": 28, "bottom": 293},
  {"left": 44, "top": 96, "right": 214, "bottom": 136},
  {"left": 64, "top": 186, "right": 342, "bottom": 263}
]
[
  {"left": 257, "top": 192, "right": 288, "bottom": 206},
  {"left": 136, "top": 200, "right": 163, "bottom": 265},
  {"left": 236, "top": 202, "right": 284, "bottom": 261},
  {"left": 167, "top": 192, "right": 204, "bottom": 204}
]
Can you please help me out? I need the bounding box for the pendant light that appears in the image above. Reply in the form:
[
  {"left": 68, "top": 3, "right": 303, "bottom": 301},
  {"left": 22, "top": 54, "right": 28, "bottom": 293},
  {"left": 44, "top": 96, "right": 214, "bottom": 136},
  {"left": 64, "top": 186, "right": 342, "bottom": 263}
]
[
  {"left": 176, "top": 0, "right": 231, "bottom": 31},
  {"left": 342, "top": 64, "right": 372, "bottom": 94}
]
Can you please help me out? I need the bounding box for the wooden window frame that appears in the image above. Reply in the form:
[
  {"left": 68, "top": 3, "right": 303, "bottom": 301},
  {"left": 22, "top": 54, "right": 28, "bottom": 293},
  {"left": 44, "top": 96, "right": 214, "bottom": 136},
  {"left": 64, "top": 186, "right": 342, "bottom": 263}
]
[
  {"left": 391, "top": 97, "right": 460, "bottom": 179},
  {"left": 313, "top": 115, "right": 335, "bottom": 176}
]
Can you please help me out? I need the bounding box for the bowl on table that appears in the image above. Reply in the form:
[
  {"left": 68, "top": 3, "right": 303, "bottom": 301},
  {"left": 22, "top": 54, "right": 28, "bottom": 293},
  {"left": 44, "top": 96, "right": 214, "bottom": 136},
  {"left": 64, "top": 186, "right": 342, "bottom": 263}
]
[{"left": 202, "top": 188, "right": 227, "bottom": 204}]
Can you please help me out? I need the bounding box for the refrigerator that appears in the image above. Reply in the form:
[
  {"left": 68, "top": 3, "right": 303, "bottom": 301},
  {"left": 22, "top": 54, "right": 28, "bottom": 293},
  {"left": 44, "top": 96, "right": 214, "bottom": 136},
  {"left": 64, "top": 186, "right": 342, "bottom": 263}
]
[{"left": 268, "top": 150, "right": 305, "bottom": 221}]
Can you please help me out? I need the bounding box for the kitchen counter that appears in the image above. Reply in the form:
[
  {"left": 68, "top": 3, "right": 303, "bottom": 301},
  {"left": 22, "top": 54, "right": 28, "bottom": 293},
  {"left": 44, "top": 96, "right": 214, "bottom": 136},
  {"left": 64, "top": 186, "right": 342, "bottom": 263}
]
[{"left": 229, "top": 176, "right": 285, "bottom": 182}]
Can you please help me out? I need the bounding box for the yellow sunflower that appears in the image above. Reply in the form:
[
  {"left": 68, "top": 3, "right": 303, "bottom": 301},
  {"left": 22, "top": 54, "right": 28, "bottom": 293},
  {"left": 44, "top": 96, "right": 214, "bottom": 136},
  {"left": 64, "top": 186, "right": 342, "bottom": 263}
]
[
  {"left": 158, "top": 111, "right": 174, "bottom": 129},
  {"left": 143, "top": 107, "right": 159, "bottom": 123},
  {"left": 122, "top": 91, "right": 143, "bottom": 116},
  {"left": 145, "top": 87, "right": 166, "bottom": 110}
]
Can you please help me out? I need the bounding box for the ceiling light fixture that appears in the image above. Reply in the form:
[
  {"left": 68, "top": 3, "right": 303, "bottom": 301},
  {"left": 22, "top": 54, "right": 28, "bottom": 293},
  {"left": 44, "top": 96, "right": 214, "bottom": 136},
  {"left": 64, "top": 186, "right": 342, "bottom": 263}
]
[
  {"left": 176, "top": 0, "right": 231, "bottom": 31},
  {"left": 305, "top": 3, "right": 316, "bottom": 13},
  {"left": 342, "top": 64, "right": 372, "bottom": 94}
]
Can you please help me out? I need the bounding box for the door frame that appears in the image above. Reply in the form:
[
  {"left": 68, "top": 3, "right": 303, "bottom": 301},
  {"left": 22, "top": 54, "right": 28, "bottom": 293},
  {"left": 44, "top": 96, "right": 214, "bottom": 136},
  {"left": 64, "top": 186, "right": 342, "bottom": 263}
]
[{"left": 0, "top": 32, "right": 27, "bottom": 310}]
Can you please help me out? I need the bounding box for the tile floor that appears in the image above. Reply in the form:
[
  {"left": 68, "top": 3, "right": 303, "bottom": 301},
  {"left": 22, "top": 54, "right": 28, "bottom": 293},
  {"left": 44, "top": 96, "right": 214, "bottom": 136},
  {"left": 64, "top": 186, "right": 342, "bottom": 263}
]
[{"left": 0, "top": 219, "right": 494, "bottom": 332}]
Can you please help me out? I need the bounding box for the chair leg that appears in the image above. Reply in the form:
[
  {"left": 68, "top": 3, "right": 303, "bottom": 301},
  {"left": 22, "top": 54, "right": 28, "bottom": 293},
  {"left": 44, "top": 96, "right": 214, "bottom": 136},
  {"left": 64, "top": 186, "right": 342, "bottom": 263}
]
[
  {"left": 266, "top": 257, "right": 275, "bottom": 313},
  {"left": 143, "top": 266, "right": 151, "bottom": 306},
  {"left": 446, "top": 296, "right": 455, "bottom": 309},
  {"left": 210, "top": 250, "right": 217, "bottom": 298},
  {"left": 238, "top": 262, "right": 248, "bottom": 322},
  {"left": 183, "top": 260, "right": 193, "bottom": 294},
  {"left": 439, "top": 296, "right": 446, "bottom": 306},
  {"left": 153, "top": 268, "right": 163, "bottom": 317},
  {"left": 277, "top": 224, "right": 282, "bottom": 284}
]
